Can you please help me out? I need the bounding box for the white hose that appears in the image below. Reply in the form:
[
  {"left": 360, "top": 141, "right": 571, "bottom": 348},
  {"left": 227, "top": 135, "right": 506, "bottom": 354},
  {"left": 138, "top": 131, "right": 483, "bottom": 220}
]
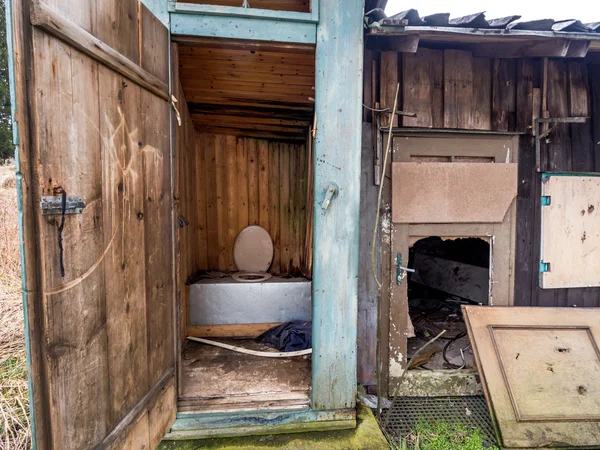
[{"left": 187, "top": 336, "right": 312, "bottom": 358}]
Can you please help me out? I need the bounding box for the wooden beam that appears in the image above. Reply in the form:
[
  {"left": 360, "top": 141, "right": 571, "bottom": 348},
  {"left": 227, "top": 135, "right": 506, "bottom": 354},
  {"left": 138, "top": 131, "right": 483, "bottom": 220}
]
[
  {"left": 171, "top": 2, "right": 317, "bottom": 23},
  {"left": 365, "top": 34, "right": 419, "bottom": 53},
  {"left": 171, "top": 13, "right": 317, "bottom": 44},
  {"left": 473, "top": 39, "right": 571, "bottom": 58},
  {"left": 312, "top": 0, "right": 362, "bottom": 411},
  {"left": 30, "top": 0, "right": 169, "bottom": 101},
  {"left": 566, "top": 40, "right": 591, "bottom": 58},
  {"left": 186, "top": 323, "right": 283, "bottom": 338},
  {"left": 173, "top": 36, "right": 315, "bottom": 54}
]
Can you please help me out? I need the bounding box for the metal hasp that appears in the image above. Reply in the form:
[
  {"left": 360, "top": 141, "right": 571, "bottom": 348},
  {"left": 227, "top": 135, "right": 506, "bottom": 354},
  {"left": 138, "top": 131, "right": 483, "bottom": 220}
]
[
  {"left": 40, "top": 196, "right": 85, "bottom": 215},
  {"left": 395, "top": 253, "right": 415, "bottom": 285},
  {"left": 534, "top": 117, "right": 588, "bottom": 172},
  {"left": 320, "top": 183, "right": 338, "bottom": 211},
  {"left": 311, "top": 0, "right": 363, "bottom": 411}
]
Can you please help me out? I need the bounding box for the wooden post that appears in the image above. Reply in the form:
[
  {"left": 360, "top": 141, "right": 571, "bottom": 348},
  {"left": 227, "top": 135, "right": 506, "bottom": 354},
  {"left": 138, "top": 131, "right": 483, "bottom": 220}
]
[{"left": 312, "top": 0, "right": 364, "bottom": 410}]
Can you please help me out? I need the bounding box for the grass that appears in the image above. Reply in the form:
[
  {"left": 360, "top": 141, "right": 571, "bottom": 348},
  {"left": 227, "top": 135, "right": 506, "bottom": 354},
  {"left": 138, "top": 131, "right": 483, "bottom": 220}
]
[
  {"left": 387, "top": 422, "right": 498, "bottom": 450},
  {"left": 0, "top": 161, "right": 31, "bottom": 450}
]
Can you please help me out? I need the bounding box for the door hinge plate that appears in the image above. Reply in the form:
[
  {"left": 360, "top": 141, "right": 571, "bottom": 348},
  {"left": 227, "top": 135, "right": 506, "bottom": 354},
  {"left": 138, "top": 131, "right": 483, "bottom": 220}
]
[{"left": 40, "top": 196, "right": 86, "bottom": 215}]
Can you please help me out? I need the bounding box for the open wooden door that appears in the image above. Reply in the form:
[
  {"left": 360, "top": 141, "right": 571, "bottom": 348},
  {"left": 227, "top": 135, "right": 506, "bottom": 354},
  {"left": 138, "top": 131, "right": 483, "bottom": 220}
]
[{"left": 10, "top": 0, "right": 176, "bottom": 448}]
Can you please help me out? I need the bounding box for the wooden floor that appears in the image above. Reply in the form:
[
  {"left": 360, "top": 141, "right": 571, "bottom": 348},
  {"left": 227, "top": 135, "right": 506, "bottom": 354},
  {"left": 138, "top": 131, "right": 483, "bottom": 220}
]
[{"left": 179, "top": 340, "right": 311, "bottom": 413}]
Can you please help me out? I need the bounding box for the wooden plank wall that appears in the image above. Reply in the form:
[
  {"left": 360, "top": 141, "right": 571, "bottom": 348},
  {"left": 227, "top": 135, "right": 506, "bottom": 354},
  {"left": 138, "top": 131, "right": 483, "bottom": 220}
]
[
  {"left": 180, "top": 132, "right": 312, "bottom": 278},
  {"left": 375, "top": 51, "right": 600, "bottom": 308},
  {"left": 20, "top": 2, "right": 176, "bottom": 449}
]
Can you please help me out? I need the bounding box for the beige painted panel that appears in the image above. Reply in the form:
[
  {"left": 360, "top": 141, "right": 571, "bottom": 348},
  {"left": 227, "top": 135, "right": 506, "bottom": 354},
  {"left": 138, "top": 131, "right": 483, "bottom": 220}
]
[
  {"left": 464, "top": 306, "right": 600, "bottom": 449},
  {"left": 392, "top": 163, "right": 518, "bottom": 223},
  {"left": 541, "top": 175, "right": 600, "bottom": 288}
]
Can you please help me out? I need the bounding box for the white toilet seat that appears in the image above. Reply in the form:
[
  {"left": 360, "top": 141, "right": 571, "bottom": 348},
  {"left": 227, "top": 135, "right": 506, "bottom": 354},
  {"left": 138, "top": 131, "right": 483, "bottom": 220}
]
[
  {"left": 231, "top": 272, "right": 273, "bottom": 283},
  {"left": 232, "top": 226, "right": 274, "bottom": 283}
]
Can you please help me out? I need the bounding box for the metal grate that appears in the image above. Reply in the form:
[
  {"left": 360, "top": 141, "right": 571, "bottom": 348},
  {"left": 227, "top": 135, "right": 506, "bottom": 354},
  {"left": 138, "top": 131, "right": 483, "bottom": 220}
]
[{"left": 381, "top": 396, "right": 497, "bottom": 446}]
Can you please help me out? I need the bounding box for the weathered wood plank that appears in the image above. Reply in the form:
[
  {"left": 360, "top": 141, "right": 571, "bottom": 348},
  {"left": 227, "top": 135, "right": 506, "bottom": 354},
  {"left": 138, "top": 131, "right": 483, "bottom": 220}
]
[
  {"left": 99, "top": 69, "right": 149, "bottom": 424},
  {"left": 247, "top": 138, "right": 259, "bottom": 226},
  {"left": 568, "top": 61, "right": 594, "bottom": 171},
  {"left": 141, "top": 88, "right": 174, "bottom": 385},
  {"left": 516, "top": 59, "right": 535, "bottom": 133},
  {"left": 226, "top": 135, "right": 239, "bottom": 271},
  {"left": 236, "top": 137, "right": 249, "bottom": 233},
  {"left": 402, "top": 48, "right": 443, "bottom": 128},
  {"left": 473, "top": 57, "right": 492, "bottom": 130},
  {"left": 34, "top": 33, "right": 110, "bottom": 449},
  {"left": 492, "top": 59, "right": 516, "bottom": 132},
  {"left": 195, "top": 133, "right": 209, "bottom": 269},
  {"left": 258, "top": 139, "right": 270, "bottom": 230},
  {"left": 31, "top": 0, "right": 168, "bottom": 100},
  {"left": 214, "top": 134, "right": 229, "bottom": 271},
  {"left": 443, "top": 49, "right": 473, "bottom": 129},
  {"left": 204, "top": 133, "right": 219, "bottom": 269},
  {"left": 139, "top": 2, "right": 169, "bottom": 84},
  {"left": 591, "top": 64, "right": 600, "bottom": 172},
  {"left": 269, "top": 142, "right": 281, "bottom": 274},
  {"left": 312, "top": 0, "right": 362, "bottom": 410},
  {"left": 546, "top": 59, "right": 572, "bottom": 171},
  {"left": 280, "top": 144, "right": 291, "bottom": 273},
  {"left": 380, "top": 51, "right": 398, "bottom": 128}
]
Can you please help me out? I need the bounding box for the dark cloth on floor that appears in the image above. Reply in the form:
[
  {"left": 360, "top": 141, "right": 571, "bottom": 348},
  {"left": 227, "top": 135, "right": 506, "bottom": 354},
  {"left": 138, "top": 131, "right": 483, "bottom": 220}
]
[{"left": 255, "top": 320, "right": 312, "bottom": 352}]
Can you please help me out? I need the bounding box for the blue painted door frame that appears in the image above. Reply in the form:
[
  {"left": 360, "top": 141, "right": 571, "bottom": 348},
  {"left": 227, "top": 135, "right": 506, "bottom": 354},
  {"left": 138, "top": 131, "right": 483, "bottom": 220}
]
[{"left": 311, "top": 0, "right": 364, "bottom": 410}]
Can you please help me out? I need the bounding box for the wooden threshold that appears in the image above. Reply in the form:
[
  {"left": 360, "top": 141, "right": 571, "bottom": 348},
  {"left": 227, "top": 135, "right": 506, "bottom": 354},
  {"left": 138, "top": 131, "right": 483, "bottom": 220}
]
[{"left": 186, "top": 323, "right": 283, "bottom": 338}]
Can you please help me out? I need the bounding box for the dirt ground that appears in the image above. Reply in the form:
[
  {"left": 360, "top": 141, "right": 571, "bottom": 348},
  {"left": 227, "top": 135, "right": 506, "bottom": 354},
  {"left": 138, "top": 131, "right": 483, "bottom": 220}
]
[{"left": 0, "top": 162, "right": 30, "bottom": 450}]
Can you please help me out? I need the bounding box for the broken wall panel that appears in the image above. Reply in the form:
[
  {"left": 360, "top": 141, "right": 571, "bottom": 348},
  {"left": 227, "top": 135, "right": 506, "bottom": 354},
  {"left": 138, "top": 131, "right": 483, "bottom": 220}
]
[{"left": 391, "top": 162, "right": 518, "bottom": 224}]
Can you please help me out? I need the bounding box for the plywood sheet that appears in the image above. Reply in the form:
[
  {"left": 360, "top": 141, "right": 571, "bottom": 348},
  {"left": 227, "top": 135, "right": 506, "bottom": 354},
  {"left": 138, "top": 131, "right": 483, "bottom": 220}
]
[
  {"left": 540, "top": 175, "right": 600, "bottom": 289},
  {"left": 463, "top": 306, "right": 600, "bottom": 449},
  {"left": 391, "top": 163, "right": 518, "bottom": 223}
]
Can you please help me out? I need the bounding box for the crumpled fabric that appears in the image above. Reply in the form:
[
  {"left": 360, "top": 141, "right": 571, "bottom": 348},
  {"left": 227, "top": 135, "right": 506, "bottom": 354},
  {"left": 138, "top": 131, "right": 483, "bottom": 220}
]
[{"left": 255, "top": 320, "right": 312, "bottom": 352}]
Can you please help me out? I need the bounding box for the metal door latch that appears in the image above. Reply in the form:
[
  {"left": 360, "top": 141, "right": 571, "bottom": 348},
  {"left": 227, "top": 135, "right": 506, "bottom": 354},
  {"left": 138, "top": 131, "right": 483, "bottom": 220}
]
[
  {"left": 320, "top": 183, "right": 339, "bottom": 211},
  {"left": 40, "top": 196, "right": 86, "bottom": 215},
  {"left": 396, "top": 253, "right": 415, "bottom": 285}
]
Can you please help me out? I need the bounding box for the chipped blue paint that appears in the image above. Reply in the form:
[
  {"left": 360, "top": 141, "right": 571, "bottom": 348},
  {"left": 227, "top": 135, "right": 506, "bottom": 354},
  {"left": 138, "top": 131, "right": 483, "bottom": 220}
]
[
  {"left": 168, "top": 408, "right": 355, "bottom": 433},
  {"left": 170, "top": 12, "right": 316, "bottom": 43},
  {"left": 541, "top": 172, "right": 600, "bottom": 179},
  {"left": 311, "top": 0, "right": 364, "bottom": 410},
  {"left": 171, "top": 2, "right": 318, "bottom": 23},
  {"left": 5, "top": 0, "right": 37, "bottom": 447}
]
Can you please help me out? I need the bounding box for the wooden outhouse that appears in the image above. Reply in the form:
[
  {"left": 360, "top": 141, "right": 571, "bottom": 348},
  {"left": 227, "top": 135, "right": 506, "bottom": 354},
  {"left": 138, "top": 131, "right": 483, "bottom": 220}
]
[{"left": 9, "top": 0, "right": 364, "bottom": 448}]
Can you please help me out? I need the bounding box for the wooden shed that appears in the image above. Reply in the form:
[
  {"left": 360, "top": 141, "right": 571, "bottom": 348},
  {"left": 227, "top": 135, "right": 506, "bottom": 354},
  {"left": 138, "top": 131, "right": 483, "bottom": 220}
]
[
  {"left": 8, "top": 0, "right": 364, "bottom": 448},
  {"left": 359, "top": 4, "right": 600, "bottom": 402}
]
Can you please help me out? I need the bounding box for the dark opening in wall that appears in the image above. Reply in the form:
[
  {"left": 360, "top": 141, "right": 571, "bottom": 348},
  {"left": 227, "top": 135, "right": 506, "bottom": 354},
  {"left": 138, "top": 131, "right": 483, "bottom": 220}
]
[{"left": 407, "top": 237, "right": 490, "bottom": 370}]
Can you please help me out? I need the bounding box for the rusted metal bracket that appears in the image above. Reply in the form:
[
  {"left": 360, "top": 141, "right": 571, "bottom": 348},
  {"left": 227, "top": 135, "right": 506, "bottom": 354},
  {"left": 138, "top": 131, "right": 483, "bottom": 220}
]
[
  {"left": 40, "top": 196, "right": 85, "bottom": 215},
  {"left": 534, "top": 117, "right": 588, "bottom": 172}
]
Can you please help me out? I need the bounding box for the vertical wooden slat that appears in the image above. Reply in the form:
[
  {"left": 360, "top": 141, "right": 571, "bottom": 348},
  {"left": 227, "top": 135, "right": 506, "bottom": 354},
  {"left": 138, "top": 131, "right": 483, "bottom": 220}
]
[
  {"left": 473, "top": 57, "right": 492, "bottom": 130},
  {"left": 141, "top": 88, "right": 173, "bottom": 385},
  {"left": 546, "top": 59, "right": 571, "bottom": 171},
  {"left": 258, "top": 139, "right": 270, "bottom": 230},
  {"left": 402, "top": 48, "right": 443, "bottom": 128},
  {"left": 215, "top": 134, "right": 229, "bottom": 271},
  {"left": 269, "top": 142, "right": 281, "bottom": 274},
  {"left": 568, "top": 62, "right": 594, "bottom": 172},
  {"left": 513, "top": 61, "right": 537, "bottom": 307},
  {"left": 298, "top": 143, "right": 307, "bottom": 270},
  {"left": 443, "top": 49, "right": 473, "bottom": 129},
  {"left": 226, "top": 135, "right": 239, "bottom": 271},
  {"left": 247, "top": 138, "right": 259, "bottom": 226},
  {"left": 195, "top": 134, "right": 208, "bottom": 269},
  {"left": 380, "top": 52, "right": 398, "bottom": 128},
  {"left": 280, "top": 144, "right": 291, "bottom": 273},
  {"left": 35, "top": 34, "right": 110, "bottom": 448},
  {"left": 204, "top": 133, "right": 219, "bottom": 269},
  {"left": 492, "top": 59, "right": 517, "bottom": 132},
  {"left": 236, "top": 138, "right": 249, "bottom": 233},
  {"left": 590, "top": 64, "right": 600, "bottom": 172},
  {"left": 100, "top": 71, "right": 149, "bottom": 424}
]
